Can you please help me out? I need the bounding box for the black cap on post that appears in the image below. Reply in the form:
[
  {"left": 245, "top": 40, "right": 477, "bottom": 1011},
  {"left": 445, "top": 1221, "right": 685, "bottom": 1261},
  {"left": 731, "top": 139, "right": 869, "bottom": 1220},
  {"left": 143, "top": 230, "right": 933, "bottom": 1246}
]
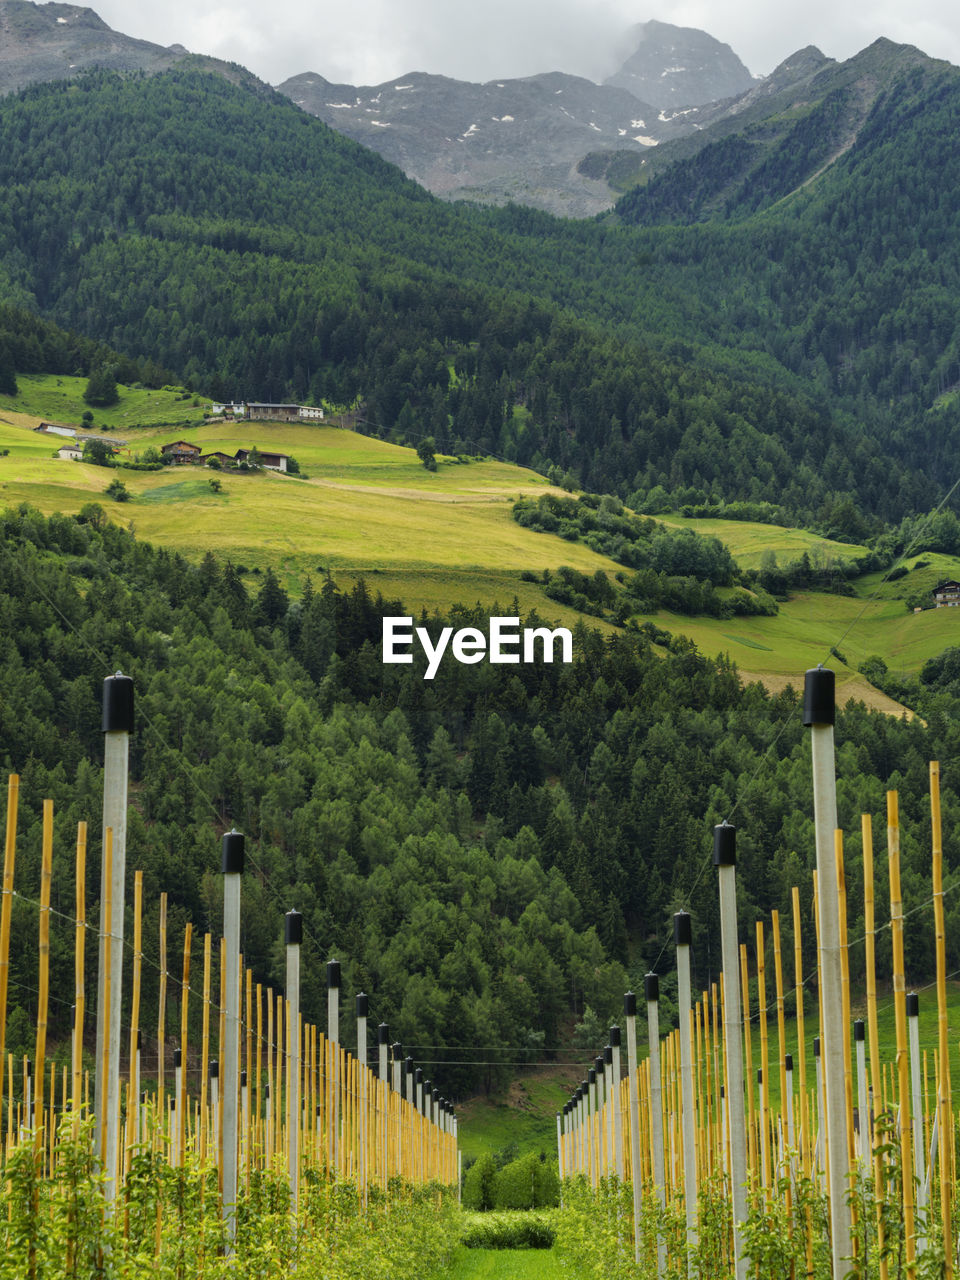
[
  {"left": 814, "top": 1036, "right": 821, "bottom": 1057},
  {"left": 624, "top": 991, "right": 637, "bottom": 1017},
  {"left": 356, "top": 993, "right": 368, "bottom": 1018},
  {"left": 240, "top": 1070, "right": 247, "bottom": 1087},
  {"left": 785, "top": 1053, "right": 794, "bottom": 1071},
  {"left": 673, "top": 911, "right": 692, "bottom": 947},
  {"left": 713, "top": 821, "right": 736, "bottom": 867},
  {"left": 137, "top": 1028, "right": 142, "bottom": 1051},
  {"left": 392, "top": 1042, "right": 402, "bottom": 1060},
  {"left": 603, "top": 1045, "right": 612, "bottom": 1065},
  {"left": 285, "top": 910, "right": 302, "bottom": 946},
  {"left": 102, "top": 672, "right": 134, "bottom": 734},
  {"left": 906, "top": 992, "right": 919, "bottom": 1018},
  {"left": 803, "top": 666, "right": 835, "bottom": 727},
  {"left": 588, "top": 1068, "right": 596, "bottom": 1085},
  {"left": 581, "top": 1079, "right": 589, "bottom": 1094},
  {"left": 405, "top": 1056, "right": 414, "bottom": 1075},
  {"left": 609, "top": 1025, "right": 621, "bottom": 1047},
  {"left": 854, "top": 1020, "right": 865, "bottom": 1042},
  {"left": 327, "top": 959, "right": 341, "bottom": 989},
  {"left": 210, "top": 1059, "right": 219, "bottom": 1079},
  {"left": 415, "top": 1068, "right": 423, "bottom": 1085},
  {"left": 594, "top": 1055, "right": 604, "bottom": 1073},
  {"left": 174, "top": 1048, "right": 181, "bottom": 1069},
  {"left": 378, "top": 1022, "right": 389, "bottom": 1044},
  {"left": 221, "top": 829, "right": 245, "bottom": 875},
  {"left": 645, "top": 972, "right": 659, "bottom": 1002},
  {"left": 432, "top": 1088, "right": 439, "bottom": 1104}
]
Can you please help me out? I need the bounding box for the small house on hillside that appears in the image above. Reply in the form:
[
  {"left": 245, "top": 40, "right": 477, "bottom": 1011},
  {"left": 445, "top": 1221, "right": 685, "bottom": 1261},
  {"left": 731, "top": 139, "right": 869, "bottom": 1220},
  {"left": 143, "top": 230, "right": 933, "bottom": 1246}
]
[
  {"left": 298, "top": 405, "right": 324, "bottom": 420},
  {"left": 245, "top": 403, "right": 300, "bottom": 423},
  {"left": 199, "top": 451, "right": 235, "bottom": 468},
  {"left": 933, "top": 580, "right": 960, "bottom": 607},
  {"left": 57, "top": 444, "right": 83, "bottom": 461},
  {"left": 234, "top": 448, "right": 289, "bottom": 472},
  {"left": 161, "top": 441, "right": 202, "bottom": 464},
  {"left": 37, "top": 422, "right": 77, "bottom": 438}
]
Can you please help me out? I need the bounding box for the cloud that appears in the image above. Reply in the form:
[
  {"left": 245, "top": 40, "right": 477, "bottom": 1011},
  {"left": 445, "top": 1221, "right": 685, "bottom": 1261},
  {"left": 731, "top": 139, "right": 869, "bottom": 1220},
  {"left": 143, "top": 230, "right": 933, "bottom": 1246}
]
[{"left": 89, "top": 0, "right": 960, "bottom": 87}]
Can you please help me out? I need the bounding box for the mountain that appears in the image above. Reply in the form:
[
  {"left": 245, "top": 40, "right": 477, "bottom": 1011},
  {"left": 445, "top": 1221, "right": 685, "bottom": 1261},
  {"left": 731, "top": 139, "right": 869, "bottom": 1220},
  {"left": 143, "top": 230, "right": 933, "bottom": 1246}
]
[
  {"left": 613, "top": 37, "right": 950, "bottom": 218},
  {"left": 604, "top": 19, "right": 757, "bottom": 108},
  {"left": 276, "top": 69, "right": 679, "bottom": 217},
  {"left": 0, "top": 0, "right": 267, "bottom": 96},
  {"left": 4, "top": 63, "right": 960, "bottom": 531},
  {"left": 276, "top": 24, "right": 763, "bottom": 215},
  {"left": 0, "top": 0, "right": 185, "bottom": 92}
]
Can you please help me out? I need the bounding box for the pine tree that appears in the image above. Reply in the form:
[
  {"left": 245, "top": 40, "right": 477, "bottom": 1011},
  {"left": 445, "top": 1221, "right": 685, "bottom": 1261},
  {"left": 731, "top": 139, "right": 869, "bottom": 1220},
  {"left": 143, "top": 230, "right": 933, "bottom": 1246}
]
[{"left": 83, "top": 366, "right": 119, "bottom": 406}]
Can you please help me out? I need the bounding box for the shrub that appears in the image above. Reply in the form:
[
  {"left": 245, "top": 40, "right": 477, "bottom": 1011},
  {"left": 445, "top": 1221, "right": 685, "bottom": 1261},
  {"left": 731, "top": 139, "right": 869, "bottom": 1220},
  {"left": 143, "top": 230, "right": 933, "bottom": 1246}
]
[
  {"left": 461, "top": 1210, "right": 557, "bottom": 1248},
  {"left": 494, "top": 1152, "right": 559, "bottom": 1210},
  {"left": 462, "top": 1152, "right": 497, "bottom": 1211}
]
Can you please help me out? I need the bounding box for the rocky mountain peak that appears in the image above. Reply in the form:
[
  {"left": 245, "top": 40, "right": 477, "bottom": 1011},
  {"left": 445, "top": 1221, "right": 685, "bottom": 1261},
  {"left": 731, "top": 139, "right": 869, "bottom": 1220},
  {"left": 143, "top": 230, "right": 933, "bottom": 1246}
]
[{"left": 605, "top": 19, "right": 757, "bottom": 109}]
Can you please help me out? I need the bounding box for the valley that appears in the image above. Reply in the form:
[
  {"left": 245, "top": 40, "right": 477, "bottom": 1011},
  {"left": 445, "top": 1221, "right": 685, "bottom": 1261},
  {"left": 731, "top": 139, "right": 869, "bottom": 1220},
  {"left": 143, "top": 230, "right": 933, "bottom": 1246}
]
[
  {"left": 3, "top": 381, "right": 957, "bottom": 716},
  {"left": 2, "top": 9, "right": 960, "bottom": 1273}
]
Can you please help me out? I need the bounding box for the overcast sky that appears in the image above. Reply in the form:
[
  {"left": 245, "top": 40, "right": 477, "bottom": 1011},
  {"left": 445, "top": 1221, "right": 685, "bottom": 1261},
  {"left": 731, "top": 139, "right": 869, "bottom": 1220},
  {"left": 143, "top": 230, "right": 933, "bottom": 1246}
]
[{"left": 91, "top": 0, "right": 960, "bottom": 86}]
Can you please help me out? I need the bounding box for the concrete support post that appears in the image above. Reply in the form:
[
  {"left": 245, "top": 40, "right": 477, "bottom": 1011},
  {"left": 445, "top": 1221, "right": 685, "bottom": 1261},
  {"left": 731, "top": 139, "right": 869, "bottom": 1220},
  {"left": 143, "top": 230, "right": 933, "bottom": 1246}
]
[
  {"left": 96, "top": 673, "right": 133, "bottom": 1201},
  {"left": 675, "top": 911, "right": 698, "bottom": 1266},
  {"left": 285, "top": 911, "right": 302, "bottom": 1215},
  {"left": 221, "top": 830, "right": 244, "bottom": 1246},
  {"left": 805, "top": 667, "right": 852, "bottom": 1276}
]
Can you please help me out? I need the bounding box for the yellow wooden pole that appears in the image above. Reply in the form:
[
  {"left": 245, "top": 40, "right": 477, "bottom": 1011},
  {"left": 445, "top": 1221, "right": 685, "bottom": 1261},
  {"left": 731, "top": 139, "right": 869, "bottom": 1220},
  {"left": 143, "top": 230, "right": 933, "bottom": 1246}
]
[
  {"left": 266, "top": 988, "right": 274, "bottom": 1163},
  {"left": 129, "top": 869, "right": 142, "bottom": 1147},
  {"left": 888, "top": 791, "right": 916, "bottom": 1276},
  {"left": 73, "top": 822, "right": 87, "bottom": 1123},
  {"left": 836, "top": 831, "right": 858, "bottom": 1264},
  {"left": 791, "top": 889, "right": 808, "bottom": 1165},
  {"left": 255, "top": 982, "right": 263, "bottom": 1168},
  {"left": 218, "top": 936, "right": 226, "bottom": 1177},
  {"left": 756, "top": 921, "right": 771, "bottom": 1199},
  {"left": 740, "top": 942, "right": 757, "bottom": 1185},
  {"left": 179, "top": 922, "right": 192, "bottom": 1166},
  {"left": 862, "top": 814, "right": 888, "bottom": 1280},
  {"left": 0, "top": 774, "right": 19, "bottom": 1137},
  {"left": 245, "top": 968, "right": 253, "bottom": 1189},
  {"left": 931, "top": 763, "right": 953, "bottom": 1276},
  {"left": 100, "top": 828, "right": 113, "bottom": 1167},
  {"left": 34, "top": 799, "right": 53, "bottom": 1153},
  {"left": 157, "top": 892, "right": 167, "bottom": 1142},
  {"left": 200, "top": 933, "right": 211, "bottom": 1164}
]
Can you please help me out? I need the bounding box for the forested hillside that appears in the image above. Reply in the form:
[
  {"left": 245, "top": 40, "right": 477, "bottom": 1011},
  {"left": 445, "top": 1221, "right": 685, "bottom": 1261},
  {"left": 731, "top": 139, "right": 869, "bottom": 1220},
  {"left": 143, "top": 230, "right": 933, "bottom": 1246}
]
[
  {"left": 3, "top": 507, "right": 960, "bottom": 1092},
  {"left": 1, "top": 67, "right": 960, "bottom": 532}
]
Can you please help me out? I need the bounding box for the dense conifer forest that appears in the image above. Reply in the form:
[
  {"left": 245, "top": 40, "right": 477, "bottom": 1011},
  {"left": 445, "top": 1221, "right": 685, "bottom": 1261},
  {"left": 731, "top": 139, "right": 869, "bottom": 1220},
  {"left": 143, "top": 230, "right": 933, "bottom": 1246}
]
[{"left": 3, "top": 507, "right": 960, "bottom": 1094}]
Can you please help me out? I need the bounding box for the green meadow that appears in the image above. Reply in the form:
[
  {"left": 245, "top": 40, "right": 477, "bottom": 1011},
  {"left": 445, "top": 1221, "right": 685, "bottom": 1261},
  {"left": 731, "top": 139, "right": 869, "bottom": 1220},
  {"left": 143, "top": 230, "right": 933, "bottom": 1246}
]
[
  {"left": 458, "top": 1073, "right": 580, "bottom": 1165},
  {"left": 4, "top": 390, "right": 960, "bottom": 701},
  {"left": 0, "top": 416, "right": 622, "bottom": 630},
  {"left": 0, "top": 372, "right": 211, "bottom": 430},
  {"left": 658, "top": 515, "right": 869, "bottom": 570}
]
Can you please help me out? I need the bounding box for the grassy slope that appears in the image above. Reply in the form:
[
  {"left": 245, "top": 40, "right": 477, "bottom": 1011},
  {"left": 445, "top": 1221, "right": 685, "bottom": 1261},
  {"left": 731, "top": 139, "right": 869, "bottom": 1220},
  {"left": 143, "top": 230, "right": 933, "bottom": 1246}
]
[
  {"left": 0, "top": 414, "right": 623, "bottom": 627},
  {"left": 0, "top": 373, "right": 210, "bottom": 430},
  {"left": 4, "top": 378, "right": 960, "bottom": 699},
  {"left": 658, "top": 515, "right": 868, "bottom": 570}
]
